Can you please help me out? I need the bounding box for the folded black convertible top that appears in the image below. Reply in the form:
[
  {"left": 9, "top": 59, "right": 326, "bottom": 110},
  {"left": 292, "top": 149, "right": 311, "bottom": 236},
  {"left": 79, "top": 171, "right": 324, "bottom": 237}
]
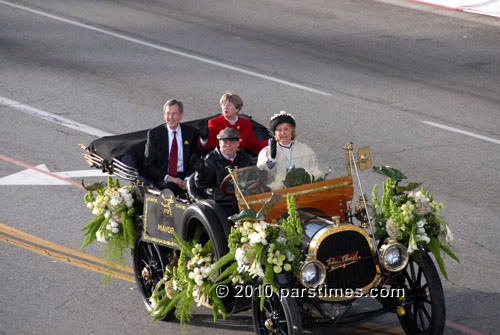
[{"left": 86, "top": 114, "right": 271, "bottom": 165}]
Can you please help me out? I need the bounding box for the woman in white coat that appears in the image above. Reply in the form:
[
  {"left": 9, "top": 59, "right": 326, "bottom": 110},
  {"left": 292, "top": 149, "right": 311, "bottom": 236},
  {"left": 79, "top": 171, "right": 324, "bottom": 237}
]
[{"left": 257, "top": 111, "right": 322, "bottom": 190}]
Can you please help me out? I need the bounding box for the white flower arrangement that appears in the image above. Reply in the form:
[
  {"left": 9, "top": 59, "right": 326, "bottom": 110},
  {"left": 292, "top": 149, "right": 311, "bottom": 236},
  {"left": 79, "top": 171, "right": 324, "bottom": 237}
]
[
  {"left": 185, "top": 244, "right": 216, "bottom": 306},
  {"left": 80, "top": 177, "right": 136, "bottom": 250},
  {"left": 372, "top": 167, "right": 459, "bottom": 279},
  {"left": 231, "top": 219, "right": 297, "bottom": 279},
  {"left": 148, "top": 194, "right": 304, "bottom": 325}
]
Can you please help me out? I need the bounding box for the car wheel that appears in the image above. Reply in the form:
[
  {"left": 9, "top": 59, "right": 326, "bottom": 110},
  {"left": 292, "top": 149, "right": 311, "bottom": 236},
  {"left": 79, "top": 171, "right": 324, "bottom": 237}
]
[
  {"left": 398, "top": 252, "right": 445, "bottom": 335},
  {"left": 133, "top": 238, "right": 175, "bottom": 321},
  {"left": 252, "top": 284, "right": 303, "bottom": 335}
]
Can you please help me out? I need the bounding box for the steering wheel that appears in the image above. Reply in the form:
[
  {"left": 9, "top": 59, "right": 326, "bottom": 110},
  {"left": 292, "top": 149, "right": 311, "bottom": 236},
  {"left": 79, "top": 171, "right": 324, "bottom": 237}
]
[{"left": 220, "top": 166, "right": 265, "bottom": 195}]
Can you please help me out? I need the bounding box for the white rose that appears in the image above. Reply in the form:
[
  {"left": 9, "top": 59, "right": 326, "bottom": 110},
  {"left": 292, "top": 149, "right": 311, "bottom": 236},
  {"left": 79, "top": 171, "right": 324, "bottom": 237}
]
[
  {"left": 235, "top": 248, "right": 248, "bottom": 265},
  {"left": 416, "top": 234, "right": 430, "bottom": 243},
  {"left": 249, "top": 262, "right": 265, "bottom": 278},
  {"left": 110, "top": 196, "right": 121, "bottom": 207},
  {"left": 248, "top": 232, "right": 261, "bottom": 245},
  {"left": 259, "top": 231, "right": 268, "bottom": 245},
  {"left": 195, "top": 275, "right": 204, "bottom": 286},
  {"left": 253, "top": 221, "right": 268, "bottom": 232},
  {"left": 192, "top": 286, "right": 199, "bottom": 298}
]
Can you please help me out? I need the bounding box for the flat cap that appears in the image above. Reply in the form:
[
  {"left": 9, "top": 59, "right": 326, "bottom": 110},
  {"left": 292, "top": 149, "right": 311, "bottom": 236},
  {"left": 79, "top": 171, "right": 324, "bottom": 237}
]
[{"left": 216, "top": 127, "right": 241, "bottom": 140}]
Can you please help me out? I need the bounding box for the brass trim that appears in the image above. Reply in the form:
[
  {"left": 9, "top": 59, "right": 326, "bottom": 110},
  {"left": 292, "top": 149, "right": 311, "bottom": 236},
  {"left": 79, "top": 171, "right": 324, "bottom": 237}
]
[
  {"left": 142, "top": 197, "right": 177, "bottom": 247},
  {"left": 344, "top": 142, "right": 353, "bottom": 177},
  {"left": 357, "top": 146, "right": 372, "bottom": 171},
  {"left": 307, "top": 224, "right": 381, "bottom": 301},
  {"left": 378, "top": 240, "right": 409, "bottom": 272},
  {"left": 246, "top": 180, "right": 352, "bottom": 206},
  {"left": 299, "top": 260, "right": 327, "bottom": 288}
]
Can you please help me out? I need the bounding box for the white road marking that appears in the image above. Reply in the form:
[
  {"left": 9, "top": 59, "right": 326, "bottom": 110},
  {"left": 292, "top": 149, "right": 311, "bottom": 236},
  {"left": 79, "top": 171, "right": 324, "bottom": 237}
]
[
  {"left": 0, "top": 0, "right": 331, "bottom": 96},
  {"left": 0, "top": 96, "right": 114, "bottom": 137},
  {"left": 422, "top": 121, "right": 500, "bottom": 145},
  {"left": 0, "top": 164, "right": 107, "bottom": 186},
  {"left": 54, "top": 169, "right": 108, "bottom": 178}
]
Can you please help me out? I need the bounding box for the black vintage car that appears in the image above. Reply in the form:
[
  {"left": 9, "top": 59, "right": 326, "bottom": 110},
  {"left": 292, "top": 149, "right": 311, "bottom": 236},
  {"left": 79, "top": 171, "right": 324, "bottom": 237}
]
[{"left": 81, "top": 116, "right": 446, "bottom": 335}]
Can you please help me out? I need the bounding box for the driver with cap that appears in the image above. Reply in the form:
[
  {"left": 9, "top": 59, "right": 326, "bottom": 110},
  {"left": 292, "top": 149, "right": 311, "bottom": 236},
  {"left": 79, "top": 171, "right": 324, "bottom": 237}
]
[{"left": 194, "top": 127, "right": 253, "bottom": 217}]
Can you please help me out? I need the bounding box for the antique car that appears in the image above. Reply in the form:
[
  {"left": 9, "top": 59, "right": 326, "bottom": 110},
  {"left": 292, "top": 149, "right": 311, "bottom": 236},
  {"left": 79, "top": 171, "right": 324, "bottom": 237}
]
[{"left": 80, "top": 116, "right": 446, "bottom": 335}]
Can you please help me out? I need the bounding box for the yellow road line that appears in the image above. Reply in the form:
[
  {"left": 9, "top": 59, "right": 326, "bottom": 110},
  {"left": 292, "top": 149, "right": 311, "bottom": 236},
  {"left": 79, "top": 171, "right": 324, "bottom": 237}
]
[
  {"left": 338, "top": 322, "right": 405, "bottom": 335},
  {"left": 0, "top": 222, "right": 135, "bottom": 283},
  {"left": 0, "top": 222, "right": 133, "bottom": 273},
  {"left": 362, "top": 322, "right": 405, "bottom": 334}
]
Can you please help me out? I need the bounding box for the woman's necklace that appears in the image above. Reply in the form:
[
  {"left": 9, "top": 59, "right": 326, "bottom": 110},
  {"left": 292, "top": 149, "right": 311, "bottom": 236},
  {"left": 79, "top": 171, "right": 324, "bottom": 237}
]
[{"left": 280, "top": 142, "right": 294, "bottom": 169}]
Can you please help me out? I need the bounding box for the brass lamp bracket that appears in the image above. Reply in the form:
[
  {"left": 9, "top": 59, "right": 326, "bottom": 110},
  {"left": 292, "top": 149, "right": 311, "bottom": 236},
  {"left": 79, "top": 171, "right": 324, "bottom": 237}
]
[{"left": 357, "top": 146, "right": 372, "bottom": 171}]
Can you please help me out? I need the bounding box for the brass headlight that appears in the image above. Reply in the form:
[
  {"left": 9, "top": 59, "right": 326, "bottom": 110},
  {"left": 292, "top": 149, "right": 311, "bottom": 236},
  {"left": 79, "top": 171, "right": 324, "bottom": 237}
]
[
  {"left": 299, "top": 260, "right": 326, "bottom": 288},
  {"left": 379, "top": 241, "right": 409, "bottom": 272}
]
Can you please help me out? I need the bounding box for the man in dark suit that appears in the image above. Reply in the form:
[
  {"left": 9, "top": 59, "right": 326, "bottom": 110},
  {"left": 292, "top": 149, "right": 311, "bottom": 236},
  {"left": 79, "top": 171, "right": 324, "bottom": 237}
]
[
  {"left": 143, "top": 99, "right": 200, "bottom": 195},
  {"left": 194, "top": 127, "right": 253, "bottom": 217}
]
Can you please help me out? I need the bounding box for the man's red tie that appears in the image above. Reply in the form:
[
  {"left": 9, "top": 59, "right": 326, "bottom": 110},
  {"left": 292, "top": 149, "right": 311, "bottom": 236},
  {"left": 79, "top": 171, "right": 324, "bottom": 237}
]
[{"left": 168, "top": 131, "right": 178, "bottom": 177}]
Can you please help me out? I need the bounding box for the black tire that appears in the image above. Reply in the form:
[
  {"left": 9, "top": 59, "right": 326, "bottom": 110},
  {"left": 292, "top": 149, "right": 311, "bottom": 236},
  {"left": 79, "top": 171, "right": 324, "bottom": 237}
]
[
  {"left": 182, "top": 204, "right": 239, "bottom": 310},
  {"left": 181, "top": 204, "right": 229, "bottom": 259},
  {"left": 133, "top": 238, "right": 175, "bottom": 321},
  {"left": 398, "top": 252, "right": 446, "bottom": 335},
  {"left": 252, "top": 284, "right": 303, "bottom": 335}
]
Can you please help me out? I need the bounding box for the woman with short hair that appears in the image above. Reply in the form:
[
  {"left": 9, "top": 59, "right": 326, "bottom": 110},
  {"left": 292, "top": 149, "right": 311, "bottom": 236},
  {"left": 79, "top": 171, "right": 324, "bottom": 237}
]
[
  {"left": 199, "top": 92, "right": 268, "bottom": 155},
  {"left": 257, "top": 111, "right": 321, "bottom": 190}
]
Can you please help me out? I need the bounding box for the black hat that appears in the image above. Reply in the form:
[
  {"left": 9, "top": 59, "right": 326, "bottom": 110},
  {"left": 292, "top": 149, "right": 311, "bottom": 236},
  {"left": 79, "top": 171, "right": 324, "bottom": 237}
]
[
  {"left": 269, "top": 111, "right": 296, "bottom": 132},
  {"left": 217, "top": 127, "right": 241, "bottom": 140}
]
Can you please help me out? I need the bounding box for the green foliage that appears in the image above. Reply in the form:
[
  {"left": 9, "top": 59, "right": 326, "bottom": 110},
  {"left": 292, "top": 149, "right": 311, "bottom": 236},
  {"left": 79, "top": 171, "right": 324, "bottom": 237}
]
[
  {"left": 371, "top": 169, "right": 459, "bottom": 280},
  {"left": 172, "top": 232, "right": 195, "bottom": 258},
  {"left": 260, "top": 262, "right": 278, "bottom": 310},
  {"left": 372, "top": 165, "right": 407, "bottom": 181},
  {"left": 207, "top": 252, "right": 236, "bottom": 279},
  {"left": 81, "top": 178, "right": 106, "bottom": 192},
  {"left": 80, "top": 178, "right": 138, "bottom": 285},
  {"left": 79, "top": 214, "right": 105, "bottom": 249},
  {"left": 149, "top": 231, "right": 220, "bottom": 324},
  {"left": 229, "top": 208, "right": 265, "bottom": 222},
  {"left": 102, "top": 233, "right": 127, "bottom": 287},
  {"left": 257, "top": 193, "right": 284, "bottom": 217},
  {"left": 149, "top": 195, "right": 305, "bottom": 328},
  {"left": 395, "top": 182, "right": 423, "bottom": 194},
  {"left": 283, "top": 167, "right": 313, "bottom": 187}
]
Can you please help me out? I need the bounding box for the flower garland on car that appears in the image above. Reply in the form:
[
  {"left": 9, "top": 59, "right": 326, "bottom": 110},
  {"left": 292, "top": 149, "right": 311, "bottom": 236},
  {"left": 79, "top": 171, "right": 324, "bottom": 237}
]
[
  {"left": 80, "top": 177, "right": 137, "bottom": 283},
  {"left": 149, "top": 230, "right": 220, "bottom": 324},
  {"left": 371, "top": 166, "right": 459, "bottom": 279},
  {"left": 149, "top": 194, "right": 303, "bottom": 324}
]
